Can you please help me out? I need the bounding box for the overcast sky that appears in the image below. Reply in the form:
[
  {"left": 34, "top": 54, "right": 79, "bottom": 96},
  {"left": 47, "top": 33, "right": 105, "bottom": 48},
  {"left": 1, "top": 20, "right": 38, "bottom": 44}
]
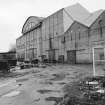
[{"left": 0, "top": 0, "right": 105, "bottom": 52}]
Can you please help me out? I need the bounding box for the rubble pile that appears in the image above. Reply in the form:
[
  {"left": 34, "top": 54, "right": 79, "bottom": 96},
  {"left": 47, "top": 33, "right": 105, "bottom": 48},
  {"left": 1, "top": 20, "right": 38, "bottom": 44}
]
[{"left": 58, "top": 76, "right": 105, "bottom": 105}]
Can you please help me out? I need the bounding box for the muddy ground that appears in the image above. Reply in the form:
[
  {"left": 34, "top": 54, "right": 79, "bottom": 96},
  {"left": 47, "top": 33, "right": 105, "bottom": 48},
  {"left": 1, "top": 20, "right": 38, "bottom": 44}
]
[{"left": 0, "top": 64, "right": 104, "bottom": 105}]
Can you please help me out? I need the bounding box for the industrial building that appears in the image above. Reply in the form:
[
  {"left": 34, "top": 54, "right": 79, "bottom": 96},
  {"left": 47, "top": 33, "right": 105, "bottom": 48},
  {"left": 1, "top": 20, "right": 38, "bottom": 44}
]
[{"left": 16, "top": 3, "right": 105, "bottom": 63}]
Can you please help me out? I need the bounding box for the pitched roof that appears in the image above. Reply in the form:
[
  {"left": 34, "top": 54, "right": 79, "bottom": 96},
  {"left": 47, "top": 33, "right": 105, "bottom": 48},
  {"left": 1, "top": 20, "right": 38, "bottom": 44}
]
[
  {"left": 82, "top": 9, "right": 104, "bottom": 27},
  {"left": 64, "top": 3, "right": 104, "bottom": 32},
  {"left": 64, "top": 3, "right": 90, "bottom": 23}
]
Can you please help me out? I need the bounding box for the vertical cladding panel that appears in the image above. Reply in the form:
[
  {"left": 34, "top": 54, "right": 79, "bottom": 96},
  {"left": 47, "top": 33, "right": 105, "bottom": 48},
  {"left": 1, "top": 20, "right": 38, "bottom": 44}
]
[
  {"left": 44, "top": 40, "right": 47, "bottom": 51},
  {"left": 42, "top": 47, "right": 46, "bottom": 55},
  {"left": 32, "top": 31, "right": 34, "bottom": 40},
  {"left": 41, "top": 41, "right": 44, "bottom": 55},
  {"left": 31, "top": 32, "right": 33, "bottom": 49},
  {"left": 66, "top": 31, "right": 69, "bottom": 41},
  {"left": 27, "top": 33, "right": 30, "bottom": 41},
  {"left": 52, "top": 39, "right": 54, "bottom": 49},
  {"left": 45, "top": 40, "right": 49, "bottom": 50},
  {"left": 42, "top": 27, "right": 44, "bottom": 40},
  {"left": 33, "top": 39, "right": 35, "bottom": 48},
  {"left": 19, "top": 37, "right": 21, "bottom": 47},
  {"left": 68, "top": 41, "right": 72, "bottom": 50},
  {"left": 49, "top": 26, "right": 54, "bottom": 38},
  {"left": 59, "top": 49, "right": 62, "bottom": 55},
  {"left": 39, "top": 42, "right": 42, "bottom": 55},
  {"left": 30, "top": 32, "right": 32, "bottom": 41},
  {"left": 33, "top": 30, "right": 36, "bottom": 40},
  {"left": 44, "top": 20, "right": 47, "bottom": 40},
  {"left": 58, "top": 23, "right": 64, "bottom": 36},
  {"left": 26, "top": 34, "right": 28, "bottom": 42},
  {"left": 64, "top": 49, "right": 67, "bottom": 62},
  {"left": 66, "top": 41, "right": 70, "bottom": 51},
  {"left": 49, "top": 15, "right": 54, "bottom": 26},
  {"left": 55, "top": 50, "right": 59, "bottom": 60},
  {"left": 72, "top": 41, "right": 76, "bottom": 50},
  {"left": 37, "top": 29, "right": 40, "bottom": 56},
  {"left": 54, "top": 25, "right": 58, "bottom": 37},
  {"left": 57, "top": 10, "right": 63, "bottom": 24},
  {"left": 61, "top": 38, "right": 63, "bottom": 49},
  {"left": 42, "top": 41, "right": 44, "bottom": 55},
  {"left": 24, "top": 35, "right": 26, "bottom": 49},
  {"left": 43, "top": 41, "right": 46, "bottom": 52},
  {"left": 26, "top": 35, "right": 27, "bottom": 50},
  {"left": 54, "top": 13, "right": 58, "bottom": 26},
  {"left": 61, "top": 48, "right": 64, "bottom": 55},
  {"left": 42, "top": 25, "right": 44, "bottom": 40},
  {"left": 49, "top": 15, "right": 54, "bottom": 38},
  {"left": 46, "top": 51, "right": 48, "bottom": 59},
  {"left": 42, "top": 22, "right": 46, "bottom": 40},
  {"left": 58, "top": 37, "right": 62, "bottom": 49},
  {"left": 31, "top": 40, "right": 34, "bottom": 48},
  {"left": 29, "top": 32, "right": 31, "bottom": 42},
  {"left": 32, "top": 32, "right": 34, "bottom": 48},
  {"left": 46, "top": 28, "right": 49, "bottom": 39},
  {"left": 53, "top": 37, "right": 58, "bottom": 49},
  {"left": 90, "top": 29, "right": 100, "bottom": 43},
  {"left": 46, "top": 18, "right": 50, "bottom": 40}
]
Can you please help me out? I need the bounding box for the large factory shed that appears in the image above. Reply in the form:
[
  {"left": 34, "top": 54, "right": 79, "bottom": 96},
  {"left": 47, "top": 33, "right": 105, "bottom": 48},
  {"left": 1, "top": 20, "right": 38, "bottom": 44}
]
[{"left": 16, "top": 3, "right": 105, "bottom": 64}]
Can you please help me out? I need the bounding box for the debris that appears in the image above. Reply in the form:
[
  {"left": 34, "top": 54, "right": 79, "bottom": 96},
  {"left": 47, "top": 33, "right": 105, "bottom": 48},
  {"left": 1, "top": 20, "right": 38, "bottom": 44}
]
[
  {"left": 58, "top": 76, "right": 105, "bottom": 105},
  {"left": 87, "top": 81, "right": 99, "bottom": 85},
  {"left": 96, "top": 89, "right": 105, "bottom": 93}
]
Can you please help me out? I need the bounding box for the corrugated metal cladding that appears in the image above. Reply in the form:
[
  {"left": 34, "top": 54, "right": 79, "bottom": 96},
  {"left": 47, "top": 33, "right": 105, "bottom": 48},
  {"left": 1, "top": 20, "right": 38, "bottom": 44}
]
[{"left": 16, "top": 3, "right": 105, "bottom": 63}]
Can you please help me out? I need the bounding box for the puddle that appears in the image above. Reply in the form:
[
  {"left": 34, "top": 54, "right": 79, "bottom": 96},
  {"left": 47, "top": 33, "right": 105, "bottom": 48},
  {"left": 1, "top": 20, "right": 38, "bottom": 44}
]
[
  {"left": 73, "top": 71, "right": 78, "bottom": 74},
  {"left": 50, "top": 73, "right": 65, "bottom": 81},
  {"left": 39, "top": 79, "right": 53, "bottom": 85},
  {"left": 45, "top": 96, "right": 63, "bottom": 104},
  {"left": 37, "top": 90, "right": 53, "bottom": 94},
  {"left": 32, "top": 98, "right": 40, "bottom": 102},
  {"left": 37, "top": 89, "right": 60, "bottom": 94},
  {"left": 58, "top": 82, "right": 66, "bottom": 85},
  {"left": 16, "top": 78, "right": 29, "bottom": 82},
  {"left": 2, "top": 91, "right": 20, "bottom": 97}
]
